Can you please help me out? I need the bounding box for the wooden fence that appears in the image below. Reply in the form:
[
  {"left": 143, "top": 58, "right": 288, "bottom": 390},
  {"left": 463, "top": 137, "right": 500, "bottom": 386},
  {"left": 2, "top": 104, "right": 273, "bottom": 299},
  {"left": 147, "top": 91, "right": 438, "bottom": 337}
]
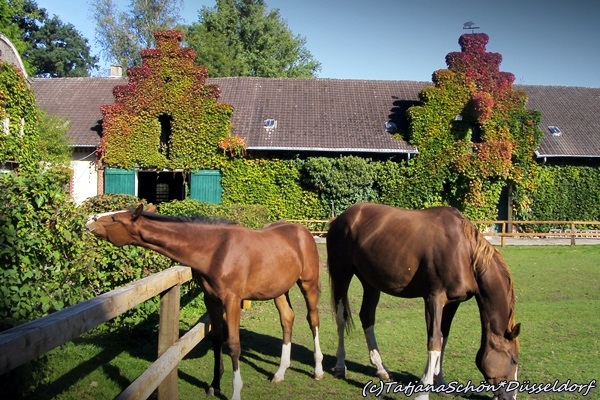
[
  {"left": 0, "top": 266, "right": 209, "bottom": 400},
  {"left": 287, "top": 219, "right": 600, "bottom": 246}
]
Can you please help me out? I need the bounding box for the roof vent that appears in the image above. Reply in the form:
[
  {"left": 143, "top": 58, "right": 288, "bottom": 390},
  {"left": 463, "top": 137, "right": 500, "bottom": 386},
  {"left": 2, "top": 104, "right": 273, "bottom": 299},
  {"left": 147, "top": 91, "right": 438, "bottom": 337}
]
[
  {"left": 263, "top": 119, "right": 277, "bottom": 130},
  {"left": 548, "top": 126, "right": 562, "bottom": 136}
]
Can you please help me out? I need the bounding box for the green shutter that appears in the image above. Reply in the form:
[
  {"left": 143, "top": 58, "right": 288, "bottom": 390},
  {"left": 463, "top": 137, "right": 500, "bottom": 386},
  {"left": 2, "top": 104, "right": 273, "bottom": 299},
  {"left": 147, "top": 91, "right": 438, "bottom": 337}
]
[
  {"left": 105, "top": 168, "right": 135, "bottom": 195},
  {"left": 190, "top": 170, "right": 222, "bottom": 204}
]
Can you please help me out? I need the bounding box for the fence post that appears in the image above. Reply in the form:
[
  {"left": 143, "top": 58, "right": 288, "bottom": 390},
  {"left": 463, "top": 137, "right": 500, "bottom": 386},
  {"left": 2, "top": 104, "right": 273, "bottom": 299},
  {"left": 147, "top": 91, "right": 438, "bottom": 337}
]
[
  {"left": 501, "top": 222, "right": 506, "bottom": 247},
  {"left": 571, "top": 222, "right": 576, "bottom": 246},
  {"left": 158, "top": 284, "right": 181, "bottom": 400}
]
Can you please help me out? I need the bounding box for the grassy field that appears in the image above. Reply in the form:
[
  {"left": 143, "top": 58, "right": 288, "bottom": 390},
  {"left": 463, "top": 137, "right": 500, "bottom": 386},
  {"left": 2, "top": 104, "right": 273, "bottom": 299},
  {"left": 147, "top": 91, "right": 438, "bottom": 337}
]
[{"left": 14, "top": 245, "right": 600, "bottom": 399}]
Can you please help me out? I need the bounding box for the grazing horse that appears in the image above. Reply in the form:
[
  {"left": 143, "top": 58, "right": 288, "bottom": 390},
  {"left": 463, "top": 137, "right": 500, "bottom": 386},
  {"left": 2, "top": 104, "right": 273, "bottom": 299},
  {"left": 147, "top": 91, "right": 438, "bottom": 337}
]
[
  {"left": 86, "top": 204, "right": 324, "bottom": 400},
  {"left": 327, "top": 203, "right": 520, "bottom": 400}
]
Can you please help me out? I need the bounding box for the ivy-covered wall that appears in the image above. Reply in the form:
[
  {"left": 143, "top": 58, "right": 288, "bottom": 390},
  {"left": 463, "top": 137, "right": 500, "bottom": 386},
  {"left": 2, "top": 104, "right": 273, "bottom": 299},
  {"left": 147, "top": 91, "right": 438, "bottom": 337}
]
[
  {"left": 405, "top": 33, "right": 543, "bottom": 221},
  {"left": 0, "top": 60, "right": 40, "bottom": 172},
  {"left": 96, "top": 31, "right": 597, "bottom": 223},
  {"left": 99, "top": 30, "right": 235, "bottom": 170}
]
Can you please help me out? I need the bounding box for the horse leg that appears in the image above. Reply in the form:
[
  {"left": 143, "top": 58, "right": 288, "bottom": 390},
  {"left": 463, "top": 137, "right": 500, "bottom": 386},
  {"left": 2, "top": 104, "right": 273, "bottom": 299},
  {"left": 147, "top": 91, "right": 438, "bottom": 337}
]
[
  {"left": 329, "top": 261, "right": 354, "bottom": 379},
  {"left": 416, "top": 296, "right": 445, "bottom": 400},
  {"left": 434, "top": 302, "right": 460, "bottom": 387},
  {"left": 272, "top": 292, "right": 295, "bottom": 382},
  {"left": 205, "top": 296, "right": 225, "bottom": 396},
  {"left": 223, "top": 297, "right": 243, "bottom": 400},
  {"left": 298, "top": 276, "right": 324, "bottom": 380},
  {"left": 358, "top": 281, "right": 389, "bottom": 380}
]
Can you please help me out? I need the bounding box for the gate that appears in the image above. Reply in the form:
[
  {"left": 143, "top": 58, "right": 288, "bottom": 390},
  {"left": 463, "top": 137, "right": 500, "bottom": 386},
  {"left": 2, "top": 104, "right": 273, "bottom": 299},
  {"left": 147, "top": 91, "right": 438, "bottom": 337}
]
[{"left": 190, "top": 170, "right": 222, "bottom": 204}]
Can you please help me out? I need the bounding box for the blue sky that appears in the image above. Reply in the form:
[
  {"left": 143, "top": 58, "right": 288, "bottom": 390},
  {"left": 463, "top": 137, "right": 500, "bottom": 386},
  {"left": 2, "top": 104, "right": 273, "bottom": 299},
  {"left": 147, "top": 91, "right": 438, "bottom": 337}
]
[{"left": 40, "top": 0, "right": 600, "bottom": 88}]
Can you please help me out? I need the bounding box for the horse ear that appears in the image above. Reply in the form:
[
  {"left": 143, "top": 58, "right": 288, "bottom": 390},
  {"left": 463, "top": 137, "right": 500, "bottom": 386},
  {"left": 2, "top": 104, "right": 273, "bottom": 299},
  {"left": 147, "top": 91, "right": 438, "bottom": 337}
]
[
  {"left": 132, "top": 204, "right": 144, "bottom": 221},
  {"left": 505, "top": 323, "right": 521, "bottom": 340}
]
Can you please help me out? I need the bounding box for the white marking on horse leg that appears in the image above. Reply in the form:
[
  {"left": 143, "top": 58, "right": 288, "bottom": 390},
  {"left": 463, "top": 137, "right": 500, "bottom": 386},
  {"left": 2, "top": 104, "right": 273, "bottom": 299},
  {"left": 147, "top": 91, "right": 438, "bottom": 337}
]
[
  {"left": 433, "top": 337, "right": 447, "bottom": 387},
  {"left": 313, "top": 327, "right": 324, "bottom": 380},
  {"left": 231, "top": 367, "right": 243, "bottom": 400},
  {"left": 420, "top": 350, "right": 441, "bottom": 385},
  {"left": 364, "top": 325, "right": 389, "bottom": 380},
  {"left": 414, "top": 350, "right": 441, "bottom": 400},
  {"left": 334, "top": 299, "right": 347, "bottom": 375},
  {"left": 272, "top": 342, "right": 291, "bottom": 382}
]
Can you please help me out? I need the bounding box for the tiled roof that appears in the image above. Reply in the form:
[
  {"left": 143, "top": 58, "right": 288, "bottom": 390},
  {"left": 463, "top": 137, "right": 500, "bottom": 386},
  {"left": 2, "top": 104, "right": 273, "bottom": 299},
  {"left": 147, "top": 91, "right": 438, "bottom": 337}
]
[
  {"left": 31, "top": 77, "right": 124, "bottom": 147},
  {"left": 31, "top": 77, "right": 600, "bottom": 158},
  {"left": 213, "top": 77, "right": 424, "bottom": 154},
  {"left": 516, "top": 85, "right": 600, "bottom": 158}
]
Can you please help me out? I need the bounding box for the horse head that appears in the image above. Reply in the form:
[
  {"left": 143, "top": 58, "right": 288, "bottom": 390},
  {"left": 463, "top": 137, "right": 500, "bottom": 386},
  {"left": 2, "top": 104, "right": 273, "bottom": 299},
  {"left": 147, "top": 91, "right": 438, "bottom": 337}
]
[
  {"left": 86, "top": 203, "right": 152, "bottom": 246},
  {"left": 476, "top": 323, "right": 521, "bottom": 399}
]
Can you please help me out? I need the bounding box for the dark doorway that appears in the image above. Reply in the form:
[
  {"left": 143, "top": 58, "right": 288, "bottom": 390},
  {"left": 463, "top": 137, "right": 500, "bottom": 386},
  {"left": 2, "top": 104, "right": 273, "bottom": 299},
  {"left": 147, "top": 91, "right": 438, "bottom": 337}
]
[{"left": 137, "top": 171, "right": 185, "bottom": 204}]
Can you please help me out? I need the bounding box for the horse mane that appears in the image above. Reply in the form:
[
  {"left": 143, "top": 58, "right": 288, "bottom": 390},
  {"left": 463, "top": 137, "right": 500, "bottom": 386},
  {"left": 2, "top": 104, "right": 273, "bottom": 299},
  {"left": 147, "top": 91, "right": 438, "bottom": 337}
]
[
  {"left": 139, "top": 210, "right": 238, "bottom": 226},
  {"left": 461, "top": 217, "right": 517, "bottom": 329}
]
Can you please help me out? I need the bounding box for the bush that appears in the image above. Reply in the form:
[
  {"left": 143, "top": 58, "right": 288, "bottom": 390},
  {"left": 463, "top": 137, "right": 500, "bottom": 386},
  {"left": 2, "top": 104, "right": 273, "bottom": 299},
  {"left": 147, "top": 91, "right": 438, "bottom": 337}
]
[{"left": 158, "top": 198, "right": 272, "bottom": 229}]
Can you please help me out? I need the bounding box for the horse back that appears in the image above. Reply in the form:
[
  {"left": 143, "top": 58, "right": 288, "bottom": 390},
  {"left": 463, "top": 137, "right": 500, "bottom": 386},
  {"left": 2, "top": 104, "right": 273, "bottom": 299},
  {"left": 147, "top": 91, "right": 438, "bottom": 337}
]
[{"left": 328, "top": 203, "right": 477, "bottom": 298}]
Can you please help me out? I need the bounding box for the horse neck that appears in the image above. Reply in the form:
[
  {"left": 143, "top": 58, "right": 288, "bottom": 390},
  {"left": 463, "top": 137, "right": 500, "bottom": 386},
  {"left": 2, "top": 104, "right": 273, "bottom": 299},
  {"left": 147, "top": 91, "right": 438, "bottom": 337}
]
[
  {"left": 474, "top": 253, "right": 516, "bottom": 340},
  {"left": 132, "top": 217, "right": 217, "bottom": 269}
]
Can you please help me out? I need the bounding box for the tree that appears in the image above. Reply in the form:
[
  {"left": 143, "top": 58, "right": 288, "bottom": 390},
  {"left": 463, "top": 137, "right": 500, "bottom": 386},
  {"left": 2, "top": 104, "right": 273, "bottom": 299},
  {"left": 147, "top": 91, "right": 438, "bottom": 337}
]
[
  {"left": 0, "top": 1, "right": 30, "bottom": 70},
  {"left": 91, "top": 0, "right": 183, "bottom": 71},
  {"left": 27, "top": 16, "right": 99, "bottom": 77},
  {"left": 4, "top": 0, "right": 98, "bottom": 77},
  {"left": 37, "top": 110, "right": 72, "bottom": 165},
  {"left": 185, "top": 0, "right": 321, "bottom": 78},
  {"left": 405, "top": 33, "right": 543, "bottom": 221}
]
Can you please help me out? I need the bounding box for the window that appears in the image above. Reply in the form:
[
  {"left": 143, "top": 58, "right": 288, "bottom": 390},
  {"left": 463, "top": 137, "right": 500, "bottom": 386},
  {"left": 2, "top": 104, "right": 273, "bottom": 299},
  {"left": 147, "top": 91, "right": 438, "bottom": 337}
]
[
  {"left": 263, "top": 119, "right": 277, "bottom": 129},
  {"left": 385, "top": 121, "right": 397, "bottom": 133},
  {"left": 548, "top": 126, "right": 562, "bottom": 136},
  {"left": 159, "top": 114, "right": 173, "bottom": 157}
]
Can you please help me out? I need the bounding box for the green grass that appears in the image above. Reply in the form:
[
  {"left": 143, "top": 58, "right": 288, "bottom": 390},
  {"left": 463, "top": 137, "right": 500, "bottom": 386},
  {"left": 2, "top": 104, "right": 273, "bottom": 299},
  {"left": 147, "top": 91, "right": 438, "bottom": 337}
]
[{"left": 11, "top": 245, "right": 600, "bottom": 399}]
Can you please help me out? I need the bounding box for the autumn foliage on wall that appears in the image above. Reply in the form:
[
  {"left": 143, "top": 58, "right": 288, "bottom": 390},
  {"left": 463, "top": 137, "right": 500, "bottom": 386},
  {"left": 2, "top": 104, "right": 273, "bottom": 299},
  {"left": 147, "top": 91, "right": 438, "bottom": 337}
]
[
  {"left": 407, "top": 33, "right": 543, "bottom": 220},
  {"left": 98, "top": 30, "right": 235, "bottom": 170}
]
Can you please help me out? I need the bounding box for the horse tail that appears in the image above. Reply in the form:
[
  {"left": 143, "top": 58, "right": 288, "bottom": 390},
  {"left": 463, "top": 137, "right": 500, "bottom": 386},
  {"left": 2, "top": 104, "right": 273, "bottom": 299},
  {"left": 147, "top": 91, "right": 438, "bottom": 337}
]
[
  {"left": 327, "top": 216, "right": 355, "bottom": 334},
  {"left": 329, "top": 269, "right": 355, "bottom": 334}
]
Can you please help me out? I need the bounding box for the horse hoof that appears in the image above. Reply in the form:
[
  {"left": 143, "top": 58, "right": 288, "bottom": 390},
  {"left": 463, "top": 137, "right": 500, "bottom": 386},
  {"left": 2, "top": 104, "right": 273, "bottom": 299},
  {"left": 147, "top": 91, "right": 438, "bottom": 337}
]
[
  {"left": 333, "top": 367, "right": 346, "bottom": 379},
  {"left": 207, "top": 387, "right": 215, "bottom": 396},
  {"left": 271, "top": 374, "right": 284, "bottom": 383},
  {"left": 314, "top": 372, "right": 325, "bottom": 381}
]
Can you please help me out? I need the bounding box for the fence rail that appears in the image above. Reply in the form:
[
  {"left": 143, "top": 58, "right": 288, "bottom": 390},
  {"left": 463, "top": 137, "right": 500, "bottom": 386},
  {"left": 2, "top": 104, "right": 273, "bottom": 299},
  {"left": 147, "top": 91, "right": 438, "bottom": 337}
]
[
  {"left": 0, "top": 265, "right": 209, "bottom": 400},
  {"left": 286, "top": 219, "right": 600, "bottom": 246}
]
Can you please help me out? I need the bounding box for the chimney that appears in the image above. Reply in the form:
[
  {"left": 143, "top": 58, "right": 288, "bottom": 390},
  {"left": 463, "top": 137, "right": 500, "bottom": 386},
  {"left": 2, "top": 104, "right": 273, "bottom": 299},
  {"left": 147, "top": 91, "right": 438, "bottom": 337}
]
[{"left": 110, "top": 65, "right": 123, "bottom": 78}]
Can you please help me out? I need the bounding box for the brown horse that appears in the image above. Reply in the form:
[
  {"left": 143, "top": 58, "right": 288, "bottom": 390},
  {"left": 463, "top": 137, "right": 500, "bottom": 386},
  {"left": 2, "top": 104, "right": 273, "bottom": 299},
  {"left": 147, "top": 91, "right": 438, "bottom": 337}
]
[
  {"left": 327, "top": 203, "right": 520, "bottom": 400},
  {"left": 86, "top": 204, "right": 324, "bottom": 400}
]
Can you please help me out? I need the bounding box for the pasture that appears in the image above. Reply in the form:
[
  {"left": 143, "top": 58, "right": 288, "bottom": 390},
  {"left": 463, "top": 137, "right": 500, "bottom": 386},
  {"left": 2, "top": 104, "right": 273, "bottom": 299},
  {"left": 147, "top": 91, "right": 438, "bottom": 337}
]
[{"left": 20, "top": 245, "right": 600, "bottom": 399}]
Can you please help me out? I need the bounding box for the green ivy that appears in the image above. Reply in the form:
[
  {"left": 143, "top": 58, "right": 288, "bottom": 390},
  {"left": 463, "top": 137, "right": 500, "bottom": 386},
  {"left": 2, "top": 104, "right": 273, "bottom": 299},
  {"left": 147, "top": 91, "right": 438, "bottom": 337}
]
[
  {"left": 515, "top": 164, "right": 600, "bottom": 226},
  {"left": 405, "top": 33, "right": 543, "bottom": 220},
  {"left": 100, "top": 30, "right": 234, "bottom": 171},
  {"left": 0, "top": 60, "right": 40, "bottom": 172},
  {"left": 221, "top": 157, "right": 328, "bottom": 220}
]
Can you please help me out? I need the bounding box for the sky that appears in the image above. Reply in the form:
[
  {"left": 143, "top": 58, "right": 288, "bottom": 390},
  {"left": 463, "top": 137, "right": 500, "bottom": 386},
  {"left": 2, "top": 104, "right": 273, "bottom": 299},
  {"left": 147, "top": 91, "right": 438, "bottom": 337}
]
[{"left": 39, "top": 0, "right": 600, "bottom": 88}]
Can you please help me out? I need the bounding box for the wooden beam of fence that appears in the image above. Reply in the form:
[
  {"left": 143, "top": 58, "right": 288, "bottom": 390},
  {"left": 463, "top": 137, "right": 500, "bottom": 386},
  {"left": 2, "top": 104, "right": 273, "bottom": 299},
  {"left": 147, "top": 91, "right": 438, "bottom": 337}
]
[
  {"left": 116, "top": 314, "right": 211, "bottom": 400},
  {"left": 0, "top": 266, "right": 193, "bottom": 375}
]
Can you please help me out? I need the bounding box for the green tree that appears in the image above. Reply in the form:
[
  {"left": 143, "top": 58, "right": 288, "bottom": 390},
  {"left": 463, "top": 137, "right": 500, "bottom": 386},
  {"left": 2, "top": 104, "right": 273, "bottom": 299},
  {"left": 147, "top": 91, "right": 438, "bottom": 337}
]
[
  {"left": 185, "top": 0, "right": 321, "bottom": 77},
  {"left": 37, "top": 110, "right": 72, "bottom": 165},
  {"left": 8, "top": 0, "right": 98, "bottom": 77},
  {"left": 91, "top": 0, "right": 183, "bottom": 71},
  {"left": 0, "top": 1, "right": 31, "bottom": 72}
]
